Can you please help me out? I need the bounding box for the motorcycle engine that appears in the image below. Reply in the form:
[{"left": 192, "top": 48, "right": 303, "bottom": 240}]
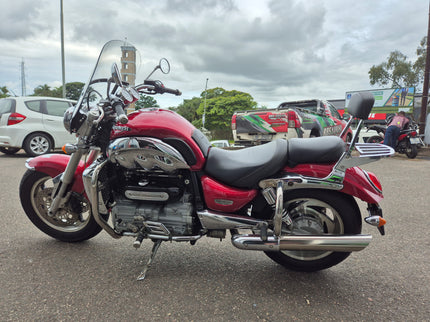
[
  {"left": 110, "top": 170, "right": 194, "bottom": 236},
  {"left": 88, "top": 137, "right": 196, "bottom": 237}
]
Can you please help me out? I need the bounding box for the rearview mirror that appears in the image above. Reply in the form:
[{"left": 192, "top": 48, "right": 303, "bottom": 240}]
[
  {"left": 159, "top": 58, "right": 170, "bottom": 74},
  {"left": 145, "top": 58, "right": 171, "bottom": 80},
  {"left": 111, "top": 63, "right": 123, "bottom": 86}
]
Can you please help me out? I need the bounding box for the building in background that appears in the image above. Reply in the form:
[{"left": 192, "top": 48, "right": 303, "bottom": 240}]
[{"left": 121, "top": 43, "right": 137, "bottom": 113}]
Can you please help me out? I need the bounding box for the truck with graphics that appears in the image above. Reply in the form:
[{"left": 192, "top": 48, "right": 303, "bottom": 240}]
[{"left": 231, "top": 99, "right": 353, "bottom": 146}]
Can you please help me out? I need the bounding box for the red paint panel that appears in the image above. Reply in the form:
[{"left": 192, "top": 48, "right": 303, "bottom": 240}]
[{"left": 201, "top": 176, "right": 257, "bottom": 213}]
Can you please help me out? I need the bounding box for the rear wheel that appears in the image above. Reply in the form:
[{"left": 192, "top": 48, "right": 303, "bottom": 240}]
[
  {"left": 405, "top": 141, "right": 418, "bottom": 159},
  {"left": 366, "top": 135, "right": 383, "bottom": 143},
  {"left": 264, "top": 189, "right": 361, "bottom": 272},
  {"left": 0, "top": 147, "right": 20, "bottom": 155},
  {"left": 345, "top": 133, "right": 352, "bottom": 143},
  {"left": 19, "top": 170, "right": 103, "bottom": 242}
]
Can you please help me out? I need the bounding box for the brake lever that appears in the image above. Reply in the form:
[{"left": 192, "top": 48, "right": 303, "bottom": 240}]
[{"left": 135, "top": 84, "right": 157, "bottom": 95}]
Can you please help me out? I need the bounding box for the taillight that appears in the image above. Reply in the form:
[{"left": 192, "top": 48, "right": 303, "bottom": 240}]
[
  {"left": 7, "top": 113, "right": 26, "bottom": 126},
  {"left": 287, "top": 110, "right": 300, "bottom": 128},
  {"left": 231, "top": 114, "right": 237, "bottom": 130},
  {"left": 363, "top": 170, "right": 382, "bottom": 193},
  {"left": 410, "top": 131, "right": 417, "bottom": 137}
]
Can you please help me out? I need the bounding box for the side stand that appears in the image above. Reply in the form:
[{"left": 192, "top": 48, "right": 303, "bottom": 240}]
[{"left": 137, "top": 239, "right": 162, "bottom": 281}]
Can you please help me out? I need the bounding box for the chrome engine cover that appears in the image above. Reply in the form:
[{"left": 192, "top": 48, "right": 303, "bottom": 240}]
[
  {"left": 107, "top": 137, "right": 190, "bottom": 172},
  {"left": 112, "top": 194, "right": 194, "bottom": 235}
]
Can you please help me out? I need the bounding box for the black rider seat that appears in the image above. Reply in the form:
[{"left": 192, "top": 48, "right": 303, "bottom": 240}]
[{"left": 204, "top": 137, "right": 346, "bottom": 189}]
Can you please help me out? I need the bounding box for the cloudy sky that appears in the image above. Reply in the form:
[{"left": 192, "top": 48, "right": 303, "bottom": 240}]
[{"left": 0, "top": 0, "right": 428, "bottom": 108}]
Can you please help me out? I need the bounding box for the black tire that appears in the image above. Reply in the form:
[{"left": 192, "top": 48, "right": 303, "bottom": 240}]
[
  {"left": 264, "top": 189, "right": 362, "bottom": 272},
  {"left": 19, "top": 170, "right": 103, "bottom": 242},
  {"left": 345, "top": 133, "right": 352, "bottom": 143},
  {"left": 405, "top": 142, "right": 418, "bottom": 159},
  {"left": 23, "top": 132, "right": 53, "bottom": 156},
  {"left": 0, "top": 147, "right": 20, "bottom": 155},
  {"left": 309, "top": 130, "right": 320, "bottom": 138},
  {"left": 367, "top": 135, "right": 383, "bottom": 143}
]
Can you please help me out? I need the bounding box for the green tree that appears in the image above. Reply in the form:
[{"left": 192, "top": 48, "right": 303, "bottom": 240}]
[
  {"left": 196, "top": 87, "right": 257, "bottom": 138},
  {"left": 368, "top": 37, "right": 426, "bottom": 89},
  {"left": 171, "top": 97, "right": 201, "bottom": 123},
  {"left": 135, "top": 94, "right": 159, "bottom": 110},
  {"left": 414, "top": 36, "right": 427, "bottom": 82},
  {"left": 33, "top": 84, "right": 57, "bottom": 97},
  {"left": 33, "top": 82, "right": 85, "bottom": 100},
  {"left": 56, "top": 82, "right": 85, "bottom": 100},
  {"left": 0, "top": 86, "right": 10, "bottom": 98}
]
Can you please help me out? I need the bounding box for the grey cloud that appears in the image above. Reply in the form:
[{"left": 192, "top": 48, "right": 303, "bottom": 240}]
[
  {"left": 0, "top": 0, "right": 427, "bottom": 106},
  {"left": 0, "top": 1, "right": 47, "bottom": 40}
]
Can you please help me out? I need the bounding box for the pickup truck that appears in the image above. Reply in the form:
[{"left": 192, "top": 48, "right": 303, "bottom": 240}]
[{"left": 231, "top": 99, "right": 353, "bottom": 146}]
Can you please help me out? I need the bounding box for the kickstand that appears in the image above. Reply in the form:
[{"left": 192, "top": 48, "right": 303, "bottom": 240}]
[{"left": 137, "top": 239, "right": 162, "bottom": 281}]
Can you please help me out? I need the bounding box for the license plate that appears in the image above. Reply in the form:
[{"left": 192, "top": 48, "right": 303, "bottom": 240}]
[
  {"left": 253, "top": 134, "right": 271, "bottom": 141},
  {"left": 410, "top": 138, "right": 421, "bottom": 144}
]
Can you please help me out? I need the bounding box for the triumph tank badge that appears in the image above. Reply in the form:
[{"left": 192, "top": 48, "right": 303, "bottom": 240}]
[{"left": 112, "top": 125, "right": 131, "bottom": 134}]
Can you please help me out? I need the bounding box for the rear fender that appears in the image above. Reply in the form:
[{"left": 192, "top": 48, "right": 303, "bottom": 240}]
[
  {"left": 25, "top": 154, "right": 87, "bottom": 193},
  {"left": 283, "top": 163, "right": 383, "bottom": 204}
]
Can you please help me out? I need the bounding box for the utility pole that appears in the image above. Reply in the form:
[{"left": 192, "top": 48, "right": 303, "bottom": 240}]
[
  {"left": 21, "top": 58, "right": 26, "bottom": 96},
  {"left": 203, "top": 78, "right": 208, "bottom": 129},
  {"left": 420, "top": 0, "right": 430, "bottom": 134},
  {"left": 60, "top": 0, "right": 66, "bottom": 98}
]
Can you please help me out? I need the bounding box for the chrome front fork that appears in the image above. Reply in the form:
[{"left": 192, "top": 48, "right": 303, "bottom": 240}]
[
  {"left": 48, "top": 150, "right": 84, "bottom": 216},
  {"left": 48, "top": 148, "right": 99, "bottom": 216}
]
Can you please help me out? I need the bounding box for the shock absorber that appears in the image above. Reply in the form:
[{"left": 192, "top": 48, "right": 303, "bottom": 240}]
[{"left": 261, "top": 182, "right": 292, "bottom": 237}]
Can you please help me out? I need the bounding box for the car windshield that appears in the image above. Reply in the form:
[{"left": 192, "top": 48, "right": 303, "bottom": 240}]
[{"left": 73, "top": 40, "right": 141, "bottom": 119}]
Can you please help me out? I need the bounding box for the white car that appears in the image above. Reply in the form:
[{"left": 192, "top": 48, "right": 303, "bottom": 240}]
[
  {"left": 210, "top": 140, "right": 230, "bottom": 148},
  {"left": 352, "top": 128, "right": 380, "bottom": 143},
  {"left": 0, "top": 96, "right": 76, "bottom": 156}
]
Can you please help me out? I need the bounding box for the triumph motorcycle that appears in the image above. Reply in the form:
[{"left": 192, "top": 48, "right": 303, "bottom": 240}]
[{"left": 19, "top": 40, "right": 394, "bottom": 280}]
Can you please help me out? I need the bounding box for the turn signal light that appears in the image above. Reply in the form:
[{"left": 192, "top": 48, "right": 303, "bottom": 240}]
[
  {"left": 62, "top": 144, "right": 78, "bottom": 154},
  {"left": 365, "top": 215, "right": 386, "bottom": 227}
]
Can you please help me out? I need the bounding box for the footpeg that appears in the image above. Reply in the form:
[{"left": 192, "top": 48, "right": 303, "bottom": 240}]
[{"left": 133, "top": 232, "right": 145, "bottom": 249}]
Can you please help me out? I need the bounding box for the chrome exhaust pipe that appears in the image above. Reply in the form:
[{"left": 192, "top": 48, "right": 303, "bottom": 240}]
[{"left": 231, "top": 234, "right": 372, "bottom": 252}]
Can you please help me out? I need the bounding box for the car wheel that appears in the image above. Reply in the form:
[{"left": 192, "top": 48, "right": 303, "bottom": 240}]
[
  {"left": 24, "top": 133, "right": 53, "bottom": 157},
  {"left": 0, "top": 147, "right": 20, "bottom": 155}
]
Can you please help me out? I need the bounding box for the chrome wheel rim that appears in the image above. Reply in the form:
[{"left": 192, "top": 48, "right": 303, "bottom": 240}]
[
  {"left": 282, "top": 198, "right": 344, "bottom": 261},
  {"left": 29, "top": 136, "right": 50, "bottom": 155},
  {"left": 30, "top": 176, "right": 91, "bottom": 232}
]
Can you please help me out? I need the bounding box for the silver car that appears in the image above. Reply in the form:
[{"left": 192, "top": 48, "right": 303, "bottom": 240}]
[{"left": 0, "top": 97, "right": 76, "bottom": 156}]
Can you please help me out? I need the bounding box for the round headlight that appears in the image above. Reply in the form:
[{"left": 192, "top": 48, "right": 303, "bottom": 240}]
[{"left": 63, "top": 106, "right": 75, "bottom": 133}]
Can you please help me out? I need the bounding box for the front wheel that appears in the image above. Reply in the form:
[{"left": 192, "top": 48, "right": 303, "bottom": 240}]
[
  {"left": 264, "top": 189, "right": 361, "bottom": 272},
  {"left": 19, "top": 170, "right": 103, "bottom": 242}
]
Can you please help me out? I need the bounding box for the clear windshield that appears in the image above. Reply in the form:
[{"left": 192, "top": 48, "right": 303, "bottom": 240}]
[{"left": 73, "top": 40, "right": 140, "bottom": 118}]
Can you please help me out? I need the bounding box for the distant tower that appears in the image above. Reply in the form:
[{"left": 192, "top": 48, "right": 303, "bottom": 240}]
[
  {"left": 21, "top": 58, "right": 26, "bottom": 96},
  {"left": 120, "top": 43, "right": 136, "bottom": 86},
  {"left": 121, "top": 42, "right": 137, "bottom": 113}
]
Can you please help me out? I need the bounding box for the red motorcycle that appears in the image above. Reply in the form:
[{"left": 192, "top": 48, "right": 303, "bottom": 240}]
[
  {"left": 19, "top": 40, "right": 393, "bottom": 280},
  {"left": 366, "top": 118, "right": 421, "bottom": 159}
]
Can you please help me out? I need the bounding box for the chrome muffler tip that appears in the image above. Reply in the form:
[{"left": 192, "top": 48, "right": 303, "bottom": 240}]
[{"left": 231, "top": 234, "right": 372, "bottom": 252}]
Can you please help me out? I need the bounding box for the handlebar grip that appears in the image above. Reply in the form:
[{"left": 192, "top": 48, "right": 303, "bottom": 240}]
[
  {"left": 113, "top": 102, "right": 128, "bottom": 124},
  {"left": 163, "top": 87, "right": 182, "bottom": 96}
]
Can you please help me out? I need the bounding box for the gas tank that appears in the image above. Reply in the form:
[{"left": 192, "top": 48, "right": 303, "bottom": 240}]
[{"left": 111, "top": 108, "right": 209, "bottom": 170}]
